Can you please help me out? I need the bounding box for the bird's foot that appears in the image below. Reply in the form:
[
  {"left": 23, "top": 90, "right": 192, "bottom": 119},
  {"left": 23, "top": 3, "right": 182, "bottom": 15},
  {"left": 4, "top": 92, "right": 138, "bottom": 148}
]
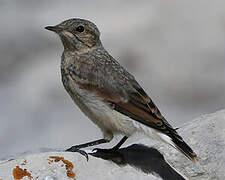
[
  {"left": 65, "top": 146, "right": 89, "bottom": 161},
  {"left": 90, "top": 147, "right": 123, "bottom": 163},
  {"left": 90, "top": 147, "right": 118, "bottom": 158},
  {"left": 92, "top": 147, "right": 117, "bottom": 153}
]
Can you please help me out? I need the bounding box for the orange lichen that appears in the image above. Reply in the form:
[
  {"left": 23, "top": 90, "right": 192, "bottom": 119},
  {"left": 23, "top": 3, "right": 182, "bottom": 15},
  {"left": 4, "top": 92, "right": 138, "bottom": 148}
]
[
  {"left": 12, "top": 166, "right": 32, "bottom": 180},
  {"left": 49, "top": 156, "right": 76, "bottom": 178}
]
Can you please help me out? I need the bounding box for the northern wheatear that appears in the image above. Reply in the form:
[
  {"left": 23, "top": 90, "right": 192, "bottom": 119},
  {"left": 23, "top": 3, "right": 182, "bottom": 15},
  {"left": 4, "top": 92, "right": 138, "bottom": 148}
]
[{"left": 45, "top": 18, "right": 197, "bottom": 162}]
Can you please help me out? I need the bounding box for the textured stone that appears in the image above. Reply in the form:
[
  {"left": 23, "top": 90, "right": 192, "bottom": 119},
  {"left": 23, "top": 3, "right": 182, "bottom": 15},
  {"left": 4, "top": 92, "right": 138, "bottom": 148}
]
[{"left": 154, "top": 110, "right": 225, "bottom": 179}]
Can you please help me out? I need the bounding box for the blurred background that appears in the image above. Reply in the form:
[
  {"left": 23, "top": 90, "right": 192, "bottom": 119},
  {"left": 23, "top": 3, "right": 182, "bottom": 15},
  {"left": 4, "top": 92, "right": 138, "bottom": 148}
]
[{"left": 1, "top": 0, "right": 225, "bottom": 159}]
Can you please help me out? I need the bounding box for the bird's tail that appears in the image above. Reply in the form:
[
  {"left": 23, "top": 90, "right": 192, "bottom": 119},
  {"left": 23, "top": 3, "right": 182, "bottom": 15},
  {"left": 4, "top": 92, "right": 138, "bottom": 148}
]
[
  {"left": 157, "top": 133, "right": 198, "bottom": 162},
  {"left": 171, "top": 137, "right": 198, "bottom": 162}
]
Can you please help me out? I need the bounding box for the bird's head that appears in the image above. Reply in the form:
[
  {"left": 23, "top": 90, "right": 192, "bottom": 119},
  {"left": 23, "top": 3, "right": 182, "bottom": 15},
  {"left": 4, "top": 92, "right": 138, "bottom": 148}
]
[{"left": 45, "top": 18, "right": 101, "bottom": 52}]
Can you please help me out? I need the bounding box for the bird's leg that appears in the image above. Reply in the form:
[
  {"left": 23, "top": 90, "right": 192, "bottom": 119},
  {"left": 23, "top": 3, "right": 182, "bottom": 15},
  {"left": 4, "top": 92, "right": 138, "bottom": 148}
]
[
  {"left": 112, "top": 136, "right": 128, "bottom": 150},
  {"left": 66, "top": 138, "right": 110, "bottom": 152},
  {"left": 92, "top": 136, "right": 128, "bottom": 154},
  {"left": 66, "top": 138, "right": 110, "bottom": 161}
]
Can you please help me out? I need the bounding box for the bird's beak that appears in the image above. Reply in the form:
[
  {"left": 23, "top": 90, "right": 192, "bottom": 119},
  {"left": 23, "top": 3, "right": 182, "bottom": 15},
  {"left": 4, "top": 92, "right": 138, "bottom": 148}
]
[{"left": 45, "top": 25, "right": 63, "bottom": 33}]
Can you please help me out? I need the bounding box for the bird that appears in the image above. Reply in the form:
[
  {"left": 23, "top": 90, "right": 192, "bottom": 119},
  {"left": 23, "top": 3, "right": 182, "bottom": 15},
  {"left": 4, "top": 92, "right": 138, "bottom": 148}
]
[{"left": 45, "top": 18, "right": 197, "bottom": 162}]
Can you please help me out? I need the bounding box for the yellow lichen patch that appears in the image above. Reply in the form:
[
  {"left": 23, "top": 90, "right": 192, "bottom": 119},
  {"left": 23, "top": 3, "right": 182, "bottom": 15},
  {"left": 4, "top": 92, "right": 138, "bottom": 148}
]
[
  {"left": 49, "top": 156, "right": 76, "bottom": 178},
  {"left": 12, "top": 166, "right": 32, "bottom": 180}
]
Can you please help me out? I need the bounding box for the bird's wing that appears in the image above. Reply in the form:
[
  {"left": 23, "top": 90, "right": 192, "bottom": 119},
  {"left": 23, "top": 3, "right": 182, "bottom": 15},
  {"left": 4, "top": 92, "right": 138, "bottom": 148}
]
[
  {"left": 112, "top": 80, "right": 183, "bottom": 140},
  {"left": 110, "top": 80, "right": 198, "bottom": 162}
]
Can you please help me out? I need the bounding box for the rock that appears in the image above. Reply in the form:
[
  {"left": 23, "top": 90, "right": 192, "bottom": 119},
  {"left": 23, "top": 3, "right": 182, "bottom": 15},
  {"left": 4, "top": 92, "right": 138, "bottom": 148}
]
[
  {"left": 154, "top": 109, "right": 225, "bottom": 180},
  {"left": 0, "top": 110, "right": 224, "bottom": 180},
  {"left": 0, "top": 151, "right": 161, "bottom": 180}
]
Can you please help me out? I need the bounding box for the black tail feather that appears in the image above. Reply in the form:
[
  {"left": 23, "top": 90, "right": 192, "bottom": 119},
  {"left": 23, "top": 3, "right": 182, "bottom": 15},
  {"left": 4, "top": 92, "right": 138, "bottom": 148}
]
[{"left": 172, "top": 137, "right": 198, "bottom": 162}]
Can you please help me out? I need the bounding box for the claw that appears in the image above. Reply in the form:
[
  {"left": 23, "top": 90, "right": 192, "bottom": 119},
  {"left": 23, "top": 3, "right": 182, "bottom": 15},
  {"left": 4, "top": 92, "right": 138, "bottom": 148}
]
[
  {"left": 65, "top": 146, "right": 89, "bottom": 161},
  {"left": 77, "top": 149, "right": 89, "bottom": 161}
]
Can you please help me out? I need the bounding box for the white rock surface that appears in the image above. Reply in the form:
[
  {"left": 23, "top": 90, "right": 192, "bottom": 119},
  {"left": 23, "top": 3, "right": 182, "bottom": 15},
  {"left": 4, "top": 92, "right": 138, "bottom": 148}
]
[
  {"left": 0, "top": 110, "right": 225, "bottom": 180},
  {"left": 0, "top": 151, "right": 160, "bottom": 180},
  {"left": 154, "top": 109, "right": 225, "bottom": 180}
]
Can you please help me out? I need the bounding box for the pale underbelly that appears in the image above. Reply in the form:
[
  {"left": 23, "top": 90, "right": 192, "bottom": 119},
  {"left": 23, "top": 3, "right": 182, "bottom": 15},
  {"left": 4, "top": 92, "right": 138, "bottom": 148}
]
[{"left": 73, "top": 91, "right": 137, "bottom": 136}]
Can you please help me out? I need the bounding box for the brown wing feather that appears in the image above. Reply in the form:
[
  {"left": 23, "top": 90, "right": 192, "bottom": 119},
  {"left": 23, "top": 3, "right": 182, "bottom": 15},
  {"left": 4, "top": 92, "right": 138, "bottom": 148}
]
[{"left": 117, "top": 87, "right": 183, "bottom": 141}]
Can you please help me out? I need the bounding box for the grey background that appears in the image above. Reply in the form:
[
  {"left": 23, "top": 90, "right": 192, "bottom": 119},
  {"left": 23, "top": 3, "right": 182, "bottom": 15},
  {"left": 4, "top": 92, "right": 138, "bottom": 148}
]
[{"left": 1, "top": 0, "right": 225, "bottom": 159}]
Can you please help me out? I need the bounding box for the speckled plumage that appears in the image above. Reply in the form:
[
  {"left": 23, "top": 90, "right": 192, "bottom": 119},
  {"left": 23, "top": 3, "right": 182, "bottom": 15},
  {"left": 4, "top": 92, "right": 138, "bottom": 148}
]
[{"left": 45, "top": 18, "right": 197, "bottom": 162}]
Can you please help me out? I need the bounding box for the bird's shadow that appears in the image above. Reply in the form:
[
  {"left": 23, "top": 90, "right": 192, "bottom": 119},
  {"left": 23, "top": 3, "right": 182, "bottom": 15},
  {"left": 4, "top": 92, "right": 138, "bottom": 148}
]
[{"left": 89, "top": 144, "right": 186, "bottom": 180}]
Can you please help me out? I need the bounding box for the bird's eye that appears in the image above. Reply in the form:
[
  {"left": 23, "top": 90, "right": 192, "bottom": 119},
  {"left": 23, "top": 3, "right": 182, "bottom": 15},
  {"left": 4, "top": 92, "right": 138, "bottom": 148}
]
[{"left": 76, "top": 25, "right": 85, "bottom": 33}]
